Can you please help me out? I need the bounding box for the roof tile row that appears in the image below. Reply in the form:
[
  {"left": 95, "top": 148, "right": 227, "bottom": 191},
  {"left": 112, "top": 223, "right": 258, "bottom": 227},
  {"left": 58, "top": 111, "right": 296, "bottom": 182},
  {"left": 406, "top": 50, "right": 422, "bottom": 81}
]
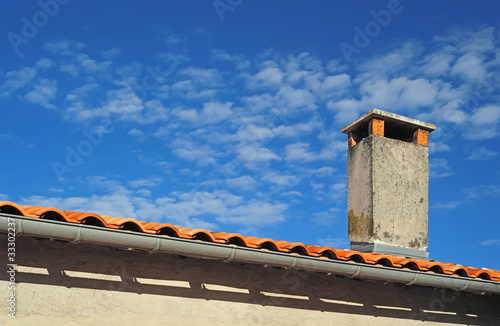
[{"left": 1, "top": 201, "right": 499, "bottom": 282}]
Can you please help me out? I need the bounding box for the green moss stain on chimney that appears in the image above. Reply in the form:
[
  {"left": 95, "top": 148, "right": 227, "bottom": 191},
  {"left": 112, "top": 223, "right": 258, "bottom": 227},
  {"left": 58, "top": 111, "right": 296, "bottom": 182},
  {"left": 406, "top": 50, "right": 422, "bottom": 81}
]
[{"left": 348, "top": 210, "right": 373, "bottom": 242}]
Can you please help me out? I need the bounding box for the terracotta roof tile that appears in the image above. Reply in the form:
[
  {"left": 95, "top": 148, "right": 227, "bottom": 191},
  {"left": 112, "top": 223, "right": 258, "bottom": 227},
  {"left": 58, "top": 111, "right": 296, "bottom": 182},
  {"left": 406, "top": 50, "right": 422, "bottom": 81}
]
[{"left": 1, "top": 200, "right": 499, "bottom": 283}]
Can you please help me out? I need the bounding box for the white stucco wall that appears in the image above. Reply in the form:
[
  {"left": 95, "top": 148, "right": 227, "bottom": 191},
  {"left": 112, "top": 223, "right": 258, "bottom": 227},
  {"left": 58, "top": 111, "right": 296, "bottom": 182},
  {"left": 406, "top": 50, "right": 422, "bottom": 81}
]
[{"left": 0, "top": 234, "right": 498, "bottom": 326}]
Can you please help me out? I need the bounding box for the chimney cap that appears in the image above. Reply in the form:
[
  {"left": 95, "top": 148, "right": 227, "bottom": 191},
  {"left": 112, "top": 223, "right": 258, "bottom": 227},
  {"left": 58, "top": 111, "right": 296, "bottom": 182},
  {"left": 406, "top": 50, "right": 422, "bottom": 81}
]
[{"left": 341, "top": 109, "right": 436, "bottom": 135}]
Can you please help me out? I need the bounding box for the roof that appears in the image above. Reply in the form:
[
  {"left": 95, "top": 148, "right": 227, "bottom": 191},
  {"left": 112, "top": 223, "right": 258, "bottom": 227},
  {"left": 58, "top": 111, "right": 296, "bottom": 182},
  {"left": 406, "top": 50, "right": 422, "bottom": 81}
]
[{"left": 1, "top": 200, "right": 499, "bottom": 283}]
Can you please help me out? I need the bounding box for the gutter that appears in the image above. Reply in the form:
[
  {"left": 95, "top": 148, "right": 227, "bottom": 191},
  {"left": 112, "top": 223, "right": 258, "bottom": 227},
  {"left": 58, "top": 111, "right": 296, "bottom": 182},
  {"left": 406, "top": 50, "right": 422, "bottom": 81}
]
[{"left": 1, "top": 214, "right": 499, "bottom": 296}]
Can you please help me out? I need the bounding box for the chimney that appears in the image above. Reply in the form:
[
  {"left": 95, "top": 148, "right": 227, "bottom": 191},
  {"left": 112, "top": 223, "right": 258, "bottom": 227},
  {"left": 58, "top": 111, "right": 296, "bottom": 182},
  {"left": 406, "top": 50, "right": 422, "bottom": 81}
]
[{"left": 341, "top": 109, "right": 436, "bottom": 259}]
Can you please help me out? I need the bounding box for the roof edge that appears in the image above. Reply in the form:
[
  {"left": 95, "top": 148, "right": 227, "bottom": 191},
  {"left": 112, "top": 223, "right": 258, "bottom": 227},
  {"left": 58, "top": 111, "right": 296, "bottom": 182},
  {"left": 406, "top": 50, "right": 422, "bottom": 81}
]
[{"left": 2, "top": 213, "right": 499, "bottom": 296}]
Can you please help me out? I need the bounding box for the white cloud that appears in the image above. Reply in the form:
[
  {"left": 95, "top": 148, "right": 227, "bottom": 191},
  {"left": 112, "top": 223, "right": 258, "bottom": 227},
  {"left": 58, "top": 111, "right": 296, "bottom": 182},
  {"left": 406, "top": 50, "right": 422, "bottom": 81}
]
[
  {"left": 277, "top": 85, "right": 316, "bottom": 111},
  {"left": 320, "top": 73, "right": 351, "bottom": 93},
  {"left": 36, "top": 58, "right": 54, "bottom": 70},
  {"left": 430, "top": 201, "right": 461, "bottom": 210},
  {"left": 76, "top": 53, "right": 112, "bottom": 74},
  {"left": 285, "top": 142, "right": 316, "bottom": 162},
  {"left": 235, "top": 124, "right": 274, "bottom": 142},
  {"left": 315, "top": 237, "right": 348, "bottom": 249},
  {"left": 65, "top": 88, "right": 168, "bottom": 124},
  {"left": 172, "top": 107, "right": 199, "bottom": 122},
  {"left": 463, "top": 185, "right": 500, "bottom": 199},
  {"left": 217, "top": 200, "right": 287, "bottom": 231},
  {"left": 430, "top": 158, "right": 453, "bottom": 178},
  {"left": 417, "top": 100, "right": 467, "bottom": 125},
  {"left": 327, "top": 76, "right": 439, "bottom": 123},
  {"left": 261, "top": 172, "right": 300, "bottom": 187},
  {"left": 250, "top": 67, "right": 285, "bottom": 88},
  {"left": 181, "top": 67, "right": 221, "bottom": 85},
  {"left": 361, "top": 77, "right": 438, "bottom": 109},
  {"left": 330, "top": 182, "right": 346, "bottom": 202},
  {"left": 98, "top": 88, "right": 142, "bottom": 117},
  {"left": 25, "top": 79, "right": 57, "bottom": 109},
  {"left": 312, "top": 207, "right": 343, "bottom": 226},
  {"left": 465, "top": 146, "right": 498, "bottom": 161},
  {"left": 272, "top": 119, "right": 320, "bottom": 138},
  {"left": 469, "top": 105, "right": 500, "bottom": 125},
  {"left": 310, "top": 182, "right": 324, "bottom": 192},
  {"left": 172, "top": 138, "right": 217, "bottom": 165},
  {"left": 19, "top": 177, "right": 289, "bottom": 232},
  {"left": 201, "top": 101, "right": 233, "bottom": 123},
  {"left": 464, "top": 105, "right": 500, "bottom": 139},
  {"left": 171, "top": 80, "right": 217, "bottom": 99},
  {"left": 42, "top": 41, "right": 87, "bottom": 56},
  {"left": 451, "top": 53, "right": 486, "bottom": 81},
  {"left": 285, "top": 138, "right": 345, "bottom": 163},
  {"left": 236, "top": 144, "right": 281, "bottom": 163},
  {"left": 435, "top": 26, "right": 496, "bottom": 55},
  {"left": 226, "top": 175, "right": 259, "bottom": 190},
  {"left": 481, "top": 239, "right": 500, "bottom": 246},
  {"left": 128, "top": 177, "right": 162, "bottom": 188},
  {"left": 420, "top": 53, "right": 454, "bottom": 76},
  {"left": 429, "top": 142, "right": 450, "bottom": 153},
  {"left": 0, "top": 67, "right": 37, "bottom": 96},
  {"left": 102, "top": 48, "right": 122, "bottom": 59},
  {"left": 140, "top": 100, "right": 168, "bottom": 123},
  {"left": 127, "top": 128, "right": 145, "bottom": 141},
  {"left": 242, "top": 93, "right": 276, "bottom": 112},
  {"left": 359, "top": 41, "right": 423, "bottom": 76}
]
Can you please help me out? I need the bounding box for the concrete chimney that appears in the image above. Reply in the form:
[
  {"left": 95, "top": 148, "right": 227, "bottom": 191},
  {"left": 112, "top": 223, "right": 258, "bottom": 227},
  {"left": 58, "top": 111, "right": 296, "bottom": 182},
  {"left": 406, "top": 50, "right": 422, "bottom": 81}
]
[{"left": 341, "top": 109, "right": 436, "bottom": 259}]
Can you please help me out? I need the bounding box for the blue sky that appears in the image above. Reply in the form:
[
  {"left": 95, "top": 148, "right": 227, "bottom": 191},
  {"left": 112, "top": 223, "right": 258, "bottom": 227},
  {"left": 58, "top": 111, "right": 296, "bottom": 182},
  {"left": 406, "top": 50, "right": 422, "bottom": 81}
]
[{"left": 1, "top": 0, "right": 499, "bottom": 269}]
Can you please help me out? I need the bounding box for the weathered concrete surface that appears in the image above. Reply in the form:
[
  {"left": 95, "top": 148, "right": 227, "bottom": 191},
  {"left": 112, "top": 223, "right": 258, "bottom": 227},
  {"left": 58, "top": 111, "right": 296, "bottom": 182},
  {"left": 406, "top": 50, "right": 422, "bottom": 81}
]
[
  {"left": 1, "top": 234, "right": 499, "bottom": 326},
  {"left": 348, "top": 135, "right": 429, "bottom": 254}
]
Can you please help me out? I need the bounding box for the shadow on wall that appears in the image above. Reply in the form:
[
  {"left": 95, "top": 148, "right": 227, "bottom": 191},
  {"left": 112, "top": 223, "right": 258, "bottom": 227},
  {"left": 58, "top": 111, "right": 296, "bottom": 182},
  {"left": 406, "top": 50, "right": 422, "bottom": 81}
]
[{"left": 1, "top": 235, "right": 499, "bottom": 325}]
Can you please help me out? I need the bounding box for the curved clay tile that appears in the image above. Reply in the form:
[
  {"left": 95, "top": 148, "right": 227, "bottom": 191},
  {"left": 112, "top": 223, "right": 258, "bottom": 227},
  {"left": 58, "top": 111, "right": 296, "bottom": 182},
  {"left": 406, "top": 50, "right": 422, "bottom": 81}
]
[
  {"left": 65, "top": 211, "right": 108, "bottom": 227},
  {"left": 466, "top": 268, "right": 493, "bottom": 280},
  {"left": 450, "top": 268, "right": 470, "bottom": 277},
  {"left": 212, "top": 232, "right": 248, "bottom": 247},
  {"left": 144, "top": 223, "right": 180, "bottom": 237},
  {"left": 488, "top": 269, "right": 500, "bottom": 281},
  {"left": 0, "top": 201, "right": 28, "bottom": 216},
  {"left": 305, "top": 246, "right": 339, "bottom": 259},
  {"left": 245, "top": 237, "right": 279, "bottom": 251},
  {"left": 23, "top": 206, "right": 67, "bottom": 222},
  {"left": 141, "top": 222, "right": 160, "bottom": 229},
  {"left": 373, "top": 257, "right": 394, "bottom": 267},
  {"left": 402, "top": 261, "right": 422, "bottom": 271},
  {"left": 275, "top": 241, "right": 310, "bottom": 255},
  {"left": 176, "top": 227, "right": 215, "bottom": 242},
  {"left": 101, "top": 216, "right": 147, "bottom": 233},
  {"left": 335, "top": 249, "right": 372, "bottom": 263},
  {"left": 439, "top": 264, "right": 468, "bottom": 276},
  {"left": 392, "top": 258, "right": 424, "bottom": 271},
  {"left": 354, "top": 252, "right": 387, "bottom": 264},
  {"left": 427, "top": 264, "right": 445, "bottom": 274}
]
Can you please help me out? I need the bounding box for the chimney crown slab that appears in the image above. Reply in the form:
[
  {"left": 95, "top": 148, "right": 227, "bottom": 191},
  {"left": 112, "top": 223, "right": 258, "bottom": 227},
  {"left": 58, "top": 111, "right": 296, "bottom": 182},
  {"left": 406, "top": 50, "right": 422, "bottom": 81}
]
[{"left": 342, "top": 109, "right": 436, "bottom": 146}]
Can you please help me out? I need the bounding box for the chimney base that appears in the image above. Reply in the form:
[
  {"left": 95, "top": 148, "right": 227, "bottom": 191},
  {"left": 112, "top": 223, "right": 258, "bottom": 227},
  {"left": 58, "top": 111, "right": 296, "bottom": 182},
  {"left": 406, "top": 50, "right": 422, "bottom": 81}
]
[{"left": 351, "top": 242, "right": 429, "bottom": 259}]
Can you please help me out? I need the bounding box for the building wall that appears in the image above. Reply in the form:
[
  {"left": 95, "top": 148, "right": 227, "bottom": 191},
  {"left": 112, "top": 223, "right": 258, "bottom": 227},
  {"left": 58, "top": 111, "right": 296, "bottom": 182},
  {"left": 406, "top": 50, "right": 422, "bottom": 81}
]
[{"left": 0, "top": 234, "right": 499, "bottom": 326}]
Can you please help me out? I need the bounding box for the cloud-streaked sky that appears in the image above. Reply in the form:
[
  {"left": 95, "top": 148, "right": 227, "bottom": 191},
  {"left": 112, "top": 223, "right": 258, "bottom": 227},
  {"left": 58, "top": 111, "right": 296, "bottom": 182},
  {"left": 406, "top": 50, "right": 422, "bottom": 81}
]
[{"left": 1, "top": 1, "right": 499, "bottom": 269}]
